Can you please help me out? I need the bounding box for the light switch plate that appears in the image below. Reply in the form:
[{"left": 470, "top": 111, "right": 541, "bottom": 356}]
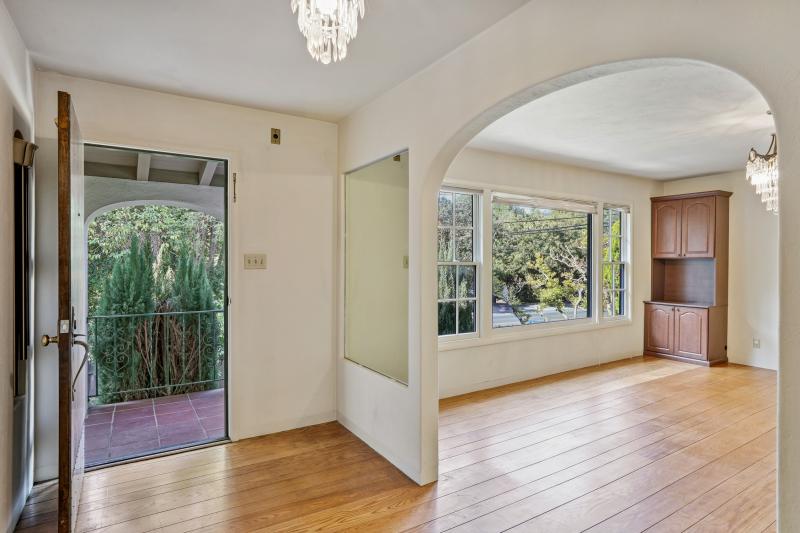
[{"left": 244, "top": 253, "right": 267, "bottom": 270}]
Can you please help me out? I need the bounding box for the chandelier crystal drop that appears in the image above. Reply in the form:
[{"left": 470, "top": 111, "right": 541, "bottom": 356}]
[
  {"left": 746, "top": 133, "right": 779, "bottom": 214},
  {"left": 290, "top": 0, "right": 365, "bottom": 64}
]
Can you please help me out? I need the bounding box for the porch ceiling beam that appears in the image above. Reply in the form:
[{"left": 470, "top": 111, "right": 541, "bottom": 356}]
[
  {"left": 199, "top": 160, "right": 218, "bottom": 186},
  {"left": 136, "top": 153, "right": 151, "bottom": 181}
]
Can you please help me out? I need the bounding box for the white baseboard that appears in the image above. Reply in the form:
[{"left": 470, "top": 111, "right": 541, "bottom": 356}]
[
  {"left": 439, "top": 352, "right": 641, "bottom": 398},
  {"left": 229, "top": 410, "right": 337, "bottom": 441}
]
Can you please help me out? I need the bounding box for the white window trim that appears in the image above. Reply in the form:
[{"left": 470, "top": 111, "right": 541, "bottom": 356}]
[
  {"left": 438, "top": 180, "right": 634, "bottom": 350},
  {"left": 600, "top": 205, "right": 632, "bottom": 322},
  {"left": 437, "top": 187, "right": 482, "bottom": 339}
]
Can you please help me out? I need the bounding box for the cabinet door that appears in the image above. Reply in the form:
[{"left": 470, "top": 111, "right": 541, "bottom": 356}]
[
  {"left": 644, "top": 304, "right": 674, "bottom": 354},
  {"left": 652, "top": 200, "right": 683, "bottom": 258},
  {"left": 674, "top": 307, "right": 708, "bottom": 360},
  {"left": 682, "top": 196, "right": 715, "bottom": 258}
]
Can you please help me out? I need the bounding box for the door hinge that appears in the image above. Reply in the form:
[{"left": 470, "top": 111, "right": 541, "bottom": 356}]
[{"left": 232, "top": 172, "right": 237, "bottom": 203}]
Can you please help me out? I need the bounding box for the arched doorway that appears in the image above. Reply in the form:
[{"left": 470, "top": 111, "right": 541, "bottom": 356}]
[{"left": 428, "top": 59, "right": 779, "bottom": 529}]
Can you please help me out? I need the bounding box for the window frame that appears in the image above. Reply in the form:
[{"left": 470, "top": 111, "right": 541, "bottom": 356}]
[
  {"left": 601, "top": 205, "right": 631, "bottom": 321},
  {"left": 490, "top": 195, "right": 594, "bottom": 331},
  {"left": 438, "top": 181, "right": 633, "bottom": 350},
  {"left": 437, "top": 187, "right": 481, "bottom": 339}
]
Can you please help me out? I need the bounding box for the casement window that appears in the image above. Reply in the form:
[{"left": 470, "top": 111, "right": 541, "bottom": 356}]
[
  {"left": 491, "top": 193, "right": 593, "bottom": 328},
  {"left": 602, "top": 205, "right": 630, "bottom": 318},
  {"left": 437, "top": 189, "right": 480, "bottom": 337}
]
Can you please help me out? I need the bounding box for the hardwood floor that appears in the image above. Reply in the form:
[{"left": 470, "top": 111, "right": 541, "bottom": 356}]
[{"left": 16, "top": 356, "right": 777, "bottom": 532}]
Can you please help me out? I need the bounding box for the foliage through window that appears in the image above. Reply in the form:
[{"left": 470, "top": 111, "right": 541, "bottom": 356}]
[
  {"left": 87, "top": 205, "right": 226, "bottom": 403},
  {"left": 438, "top": 190, "right": 479, "bottom": 336},
  {"left": 492, "top": 197, "right": 591, "bottom": 328},
  {"left": 602, "top": 206, "right": 629, "bottom": 318}
]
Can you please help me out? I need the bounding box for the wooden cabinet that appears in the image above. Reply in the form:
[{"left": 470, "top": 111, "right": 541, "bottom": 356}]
[
  {"left": 646, "top": 191, "right": 730, "bottom": 366},
  {"left": 644, "top": 304, "right": 674, "bottom": 354},
  {"left": 674, "top": 306, "right": 708, "bottom": 359},
  {"left": 682, "top": 196, "right": 715, "bottom": 258},
  {"left": 644, "top": 303, "right": 714, "bottom": 363},
  {"left": 652, "top": 193, "right": 721, "bottom": 259},
  {"left": 652, "top": 199, "right": 683, "bottom": 258}
]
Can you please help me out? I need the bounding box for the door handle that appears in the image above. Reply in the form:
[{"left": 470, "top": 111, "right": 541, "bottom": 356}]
[
  {"left": 71, "top": 340, "right": 89, "bottom": 401},
  {"left": 41, "top": 333, "right": 89, "bottom": 400}
]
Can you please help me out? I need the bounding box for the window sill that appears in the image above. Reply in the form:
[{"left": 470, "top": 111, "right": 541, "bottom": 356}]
[{"left": 438, "top": 316, "right": 633, "bottom": 352}]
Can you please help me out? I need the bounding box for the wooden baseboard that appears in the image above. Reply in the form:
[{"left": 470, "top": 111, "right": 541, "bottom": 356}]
[{"left": 643, "top": 351, "right": 728, "bottom": 367}]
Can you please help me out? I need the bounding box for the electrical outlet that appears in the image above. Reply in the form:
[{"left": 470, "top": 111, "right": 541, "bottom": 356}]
[
  {"left": 270, "top": 128, "right": 281, "bottom": 145},
  {"left": 244, "top": 253, "right": 267, "bottom": 270},
  {"left": 753, "top": 338, "right": 761, "bottom": 349}
]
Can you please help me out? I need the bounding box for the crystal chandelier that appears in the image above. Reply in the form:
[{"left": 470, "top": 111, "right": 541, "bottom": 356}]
[
  {"left": 746, "top": 134, "right": 779, "bottom": 214},
  {"left": 291, "top": 0, "right": 365, "bottom": 64}
]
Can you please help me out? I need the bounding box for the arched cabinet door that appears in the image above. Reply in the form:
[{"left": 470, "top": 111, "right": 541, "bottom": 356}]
[
  {"left": 674, "top": 307, "right": 709, "bottom": 360},
  {"left": 652, "top": 200, "right": 683, "bottom": 258},
  {"left": 682, "top": 196, "right": 716, "bottom": 258},
  {"left": 644, "top": 303, "right": 674, "bottom": 354}
]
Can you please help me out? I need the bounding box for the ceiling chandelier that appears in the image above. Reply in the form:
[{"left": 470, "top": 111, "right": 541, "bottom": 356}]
[
  {"left": 746, "top": 133, "right": 779, "bottom": 214},
  {"left": 291, "top": 0, "right": 365, "bottom": 64}
]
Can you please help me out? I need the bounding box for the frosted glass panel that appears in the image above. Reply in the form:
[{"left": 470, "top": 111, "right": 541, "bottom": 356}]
[{"left": 345, "top": 152, "right": 409, "bottom": 384}]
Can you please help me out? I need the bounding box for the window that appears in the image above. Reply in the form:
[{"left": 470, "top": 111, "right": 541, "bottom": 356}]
[
  {"left": 602, "top": 206, "right": 629, "bottom": 318},
  {"left": 438, "top": 189, "right": 479, "bottom": 336},
  {"left": 491, "top": 195, "right": 592, "bottom": 328}
]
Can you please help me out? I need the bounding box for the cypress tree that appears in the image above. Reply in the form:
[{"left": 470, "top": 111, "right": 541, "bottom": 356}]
[{"left": 94, "top": 236, "right": 156, "bottom": 403}]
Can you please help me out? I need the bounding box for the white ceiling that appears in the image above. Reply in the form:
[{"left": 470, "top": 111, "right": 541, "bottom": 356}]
[
  {"left": 4, "top": 0, "right": 529, "bottom": 121},
  {"left": 469, "top": 64, "right": 775, "bottom": 180}
]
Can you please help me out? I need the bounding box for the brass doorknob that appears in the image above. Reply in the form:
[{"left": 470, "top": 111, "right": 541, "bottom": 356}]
[{"left": 41, "top": 334, "right": 59, "bottom": 347}]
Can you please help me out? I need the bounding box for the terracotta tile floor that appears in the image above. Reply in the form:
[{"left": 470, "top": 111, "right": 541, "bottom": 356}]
[{"left": 84, "top": 388, "right": 226, "bottom": 466}]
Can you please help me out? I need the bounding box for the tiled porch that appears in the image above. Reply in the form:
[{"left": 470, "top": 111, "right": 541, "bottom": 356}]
[{"left": 84, "top": 388, "right": 226, "bottom": 466}]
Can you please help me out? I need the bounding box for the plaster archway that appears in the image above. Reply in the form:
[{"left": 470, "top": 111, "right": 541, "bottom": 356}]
[
  {"left": 84, "top": 174, "right": 224, "bottom": 224},
  {"left": 337, "top": 2, "right": 798, "bottom": 526},
  {"left": 86, "top": 199, "right": 222, "bottom": 227}
]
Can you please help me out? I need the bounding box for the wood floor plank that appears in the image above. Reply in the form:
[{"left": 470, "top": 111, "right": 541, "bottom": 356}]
[
  {"left": 407, "top": 394, "right": 775, "bottom": 532},
  {"left": 438, "top": 371, "right": 759, "bottom": 473},
  {"left": 685, "top": 469, "right": 776, "bottom": 532},
  {"left": 439, "top": 365, "right": 743, "bottom": 454},
  {"left": 13, "top": 357, "right": 777, "bottom": 533},
  {"left": 585, "top": 430, "right": 776, "bottom": 532},
  {"left": 645, "top": 452, "right": 776, "bottom": 533},
  {"left": 451, "top": 407, "right": 775, "bottom": 532}
]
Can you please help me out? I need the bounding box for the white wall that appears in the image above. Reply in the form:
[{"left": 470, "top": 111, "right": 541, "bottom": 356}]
[
  {"left": 663, "top": 171, "right": 779, "bottom": 370},
  {"left": 0, "top": 3, "right": 34, "bottom": 530},
  {"left": 439, "top": 148, "right": 661, "bottom": 398},
  {"left": 337, "top": 2, "right": 800, "bottom": 524},
  {"left": 345, "top": 153, "right": 409, "bottom": 384},
  {"left": 32, "top": 71, "right": 339, "bottom": 480}
]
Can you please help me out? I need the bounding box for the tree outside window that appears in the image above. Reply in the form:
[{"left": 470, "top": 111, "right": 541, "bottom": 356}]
[{"left": 491, "top": 201, "right": 591, "bottom": 327}]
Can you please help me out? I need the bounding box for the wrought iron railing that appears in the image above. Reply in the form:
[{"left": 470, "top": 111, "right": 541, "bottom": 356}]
[{"left": 87, "top": 309, "right": 224, "bottom": 404}]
